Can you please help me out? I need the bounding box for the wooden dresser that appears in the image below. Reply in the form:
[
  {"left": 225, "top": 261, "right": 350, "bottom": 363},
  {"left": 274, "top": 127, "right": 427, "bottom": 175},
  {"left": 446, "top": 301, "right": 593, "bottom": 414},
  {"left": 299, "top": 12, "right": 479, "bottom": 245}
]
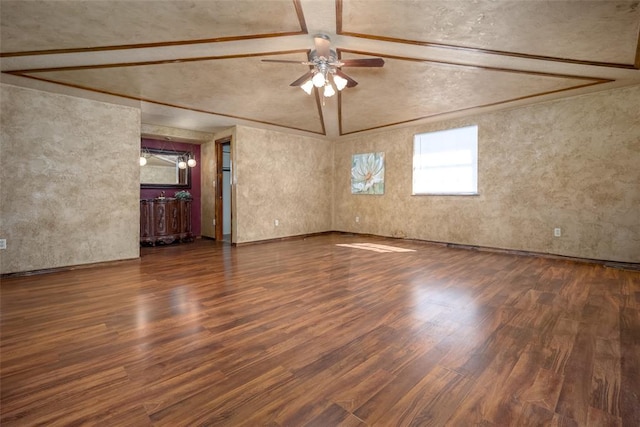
[{"left": 140, "top": 198, "right": 192, "bottom": 245}]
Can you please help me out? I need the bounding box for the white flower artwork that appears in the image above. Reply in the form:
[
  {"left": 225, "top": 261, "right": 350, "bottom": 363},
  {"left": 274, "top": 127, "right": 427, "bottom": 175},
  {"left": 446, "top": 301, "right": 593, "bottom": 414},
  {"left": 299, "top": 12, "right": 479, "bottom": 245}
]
[{"left": 351, "top": 152, "right": 385, "bottom": 194}]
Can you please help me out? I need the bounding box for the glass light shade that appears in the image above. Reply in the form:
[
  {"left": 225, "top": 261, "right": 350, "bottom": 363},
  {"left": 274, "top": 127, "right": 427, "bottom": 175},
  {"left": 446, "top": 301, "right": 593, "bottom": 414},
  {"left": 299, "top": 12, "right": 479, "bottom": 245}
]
[
  {"left": 333, "top": 74, "right": 348, "bottom": 91},
  {"left": 187, "top": 158, "right": 197, "bottom": 167},
  {"left": 312, "top": 72, "right": 325, "bottom": 88},
  {"left": 300, "top": 79, "right": 314, "bottom": 95},
  {"left": 139, "top": 156, "right": 147, "bottom": 166},
  {"left": 323, "top": 83, "right": 336, "bottom": 97},
  {"left": 178, "top": 160, "right": 187, "bottom": 169}
]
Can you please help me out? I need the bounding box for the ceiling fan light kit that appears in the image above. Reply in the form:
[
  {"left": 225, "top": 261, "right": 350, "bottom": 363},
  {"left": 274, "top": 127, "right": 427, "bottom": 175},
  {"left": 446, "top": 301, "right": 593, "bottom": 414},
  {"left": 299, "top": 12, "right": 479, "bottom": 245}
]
[
  {"left": 300, "top": 79, "right": 314, "bottom": 95},
  {"left": 312, "top": 71, "right": 327, "bottom": 88},
  {"left": 333, "top": 74, "right": 348, "bottom": 91},
  {"left": 262, "top": 33, "right": 384, "bottom": 100}
]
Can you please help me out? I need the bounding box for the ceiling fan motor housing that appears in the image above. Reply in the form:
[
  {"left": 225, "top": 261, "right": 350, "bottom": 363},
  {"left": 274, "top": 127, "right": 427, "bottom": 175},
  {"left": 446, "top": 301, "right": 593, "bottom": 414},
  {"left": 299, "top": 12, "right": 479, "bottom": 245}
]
[{"left": 309, "top": 49, "right": 339, "bottom": 65}]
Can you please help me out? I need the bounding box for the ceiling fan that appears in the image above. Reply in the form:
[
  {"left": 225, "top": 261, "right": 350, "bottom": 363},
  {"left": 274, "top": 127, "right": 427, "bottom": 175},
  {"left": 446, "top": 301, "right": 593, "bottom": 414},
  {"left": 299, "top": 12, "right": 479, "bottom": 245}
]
[{"left": 262, "top": 33, "right": 384, "bottom": 98}]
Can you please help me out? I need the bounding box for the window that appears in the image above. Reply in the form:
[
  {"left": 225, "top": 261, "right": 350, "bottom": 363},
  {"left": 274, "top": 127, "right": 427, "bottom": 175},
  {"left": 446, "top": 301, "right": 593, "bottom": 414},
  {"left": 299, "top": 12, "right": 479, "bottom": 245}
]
[{"left": 412, "top": 125, "right": 478, "bottom": 195}]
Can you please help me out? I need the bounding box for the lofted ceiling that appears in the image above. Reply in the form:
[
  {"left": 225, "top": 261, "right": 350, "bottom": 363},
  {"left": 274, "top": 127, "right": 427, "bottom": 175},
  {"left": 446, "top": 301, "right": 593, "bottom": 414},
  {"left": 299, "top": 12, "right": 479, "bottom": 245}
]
[{"left": 1, "top": 0, "right": 639, "bottom": 140}]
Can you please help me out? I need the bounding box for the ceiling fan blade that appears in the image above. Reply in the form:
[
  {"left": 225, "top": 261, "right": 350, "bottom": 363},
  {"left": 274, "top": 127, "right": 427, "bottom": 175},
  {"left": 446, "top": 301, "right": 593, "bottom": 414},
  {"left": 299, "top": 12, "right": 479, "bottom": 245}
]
[
  {"left": 314, "top": 33, "right": 331, "bottom": 59},
  {"left": 289, "top": 71, "right": 314, "bottom": 87},
  {"left": 262, "top": 59, "right": 308, "bottom": 64},
  {"left": 339, "top": 58, "right": 385, "bottom": 67},
  {"left": 334, "top": 70, "right": 358, "bottom": 88}
]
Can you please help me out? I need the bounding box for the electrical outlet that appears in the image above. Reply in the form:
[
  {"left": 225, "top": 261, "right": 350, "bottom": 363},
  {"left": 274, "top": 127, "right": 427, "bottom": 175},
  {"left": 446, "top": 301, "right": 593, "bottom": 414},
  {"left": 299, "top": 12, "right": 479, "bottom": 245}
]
[
  {"left": 274, "top": 219, "right": 279, "bottom": 226},
  {"left": 0, "top": 239, "right": 6, "bottom": 250},
  {"left": 355, "top": 216, "right": 360, "bottom": 223},
  {"left": 554, "top": 228, "right": 561, "bottom": 237}
]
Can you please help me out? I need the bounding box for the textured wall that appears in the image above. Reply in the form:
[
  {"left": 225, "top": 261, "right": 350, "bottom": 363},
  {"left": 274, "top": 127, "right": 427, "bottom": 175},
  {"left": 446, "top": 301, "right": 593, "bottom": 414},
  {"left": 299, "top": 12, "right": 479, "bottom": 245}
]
[
  {"left": 334, "top": 85, "right": 640, "bottom": 263},
  {"left": 0, "top": 84, "right": 140, "bottom": 274},
  {"left": 234, "top": 126, "right": 333, "bottom": 243},
  {"left": 200, "top": 128, "right": 235, "bottom": 239},
  {"left": 141, "top": 123, "right": 212, "bottom": 143}
]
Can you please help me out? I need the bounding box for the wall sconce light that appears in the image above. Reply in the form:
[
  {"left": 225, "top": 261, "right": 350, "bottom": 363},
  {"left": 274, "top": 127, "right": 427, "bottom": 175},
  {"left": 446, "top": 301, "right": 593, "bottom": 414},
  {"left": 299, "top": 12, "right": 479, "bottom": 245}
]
[
  {"left": 177, "top": 157, "right": 188, "bottom": 169},
  {"left": 139, "top": 148, "right": 150, "bottom": 166},
  {"left": 187, "top": 152, "right": 197, "bottom": 168}
]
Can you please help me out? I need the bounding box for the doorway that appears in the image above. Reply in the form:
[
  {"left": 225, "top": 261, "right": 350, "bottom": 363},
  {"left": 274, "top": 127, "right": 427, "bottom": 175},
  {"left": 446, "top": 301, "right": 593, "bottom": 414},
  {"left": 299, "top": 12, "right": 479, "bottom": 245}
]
[{"left": 215, "top": 138, "right": 232, "bottom": 243}]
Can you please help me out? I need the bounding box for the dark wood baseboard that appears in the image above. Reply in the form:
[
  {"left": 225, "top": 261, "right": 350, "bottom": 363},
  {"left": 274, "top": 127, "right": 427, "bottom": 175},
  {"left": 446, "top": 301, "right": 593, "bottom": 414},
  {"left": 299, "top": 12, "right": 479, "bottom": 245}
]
[
  {"left": 234, "top": 231, "right": 334, "bottom": 247},
  {"left": 0, "top": 257, "right": 141, "bottom": 279},
  {"left": 332, "top": 231, "right": 640, "bottom": 271},
  {"left": 445, "top": 242, "right": 640, "bottom": 271},
  {"left": 1, "top": 236, "right": 209, "bottom": 278},
  {"left": 2, "top": 231, "right": 637, "bottom": 278},
  {"left": 231, "top": 229, "right": 639, "bottom": 270}
]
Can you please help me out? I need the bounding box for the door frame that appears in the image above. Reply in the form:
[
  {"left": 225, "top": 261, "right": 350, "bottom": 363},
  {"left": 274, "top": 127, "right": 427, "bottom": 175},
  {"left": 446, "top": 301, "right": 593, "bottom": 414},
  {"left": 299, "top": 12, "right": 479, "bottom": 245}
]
[{"left": 214, "top": 137, "right": 231, "bottom": 241}]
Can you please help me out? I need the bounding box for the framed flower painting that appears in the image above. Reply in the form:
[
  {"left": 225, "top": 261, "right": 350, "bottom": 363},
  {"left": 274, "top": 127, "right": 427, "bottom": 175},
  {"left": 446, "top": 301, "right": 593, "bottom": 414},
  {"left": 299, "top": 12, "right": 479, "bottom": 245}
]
[{"left": 351, "top": 152, "right": 385, "bottom": 194}]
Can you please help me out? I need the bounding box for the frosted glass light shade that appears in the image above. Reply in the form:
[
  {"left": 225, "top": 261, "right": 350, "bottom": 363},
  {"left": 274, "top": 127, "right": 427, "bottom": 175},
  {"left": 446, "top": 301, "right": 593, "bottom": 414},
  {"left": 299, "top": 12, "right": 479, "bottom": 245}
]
[
  {"left": 312, "top": 72, "right": 325, "bottom": 88},
  {"left": 300, "top": 79, "right": 314, "bottom": 95},
  {"left": 139, "top": 156, "right": 147, "bottom": 166},
  {"left": 178, "top": 160, "right": 187, "bottom": 169},
  {"left": 333, "top": 74, "right": 348, "bottom": 91},
  {"left": 324, "top": 83, "right": 335, "bottom": 97},
  {"left": 187, "top": 158, "right": 197, "bottom": 167}
]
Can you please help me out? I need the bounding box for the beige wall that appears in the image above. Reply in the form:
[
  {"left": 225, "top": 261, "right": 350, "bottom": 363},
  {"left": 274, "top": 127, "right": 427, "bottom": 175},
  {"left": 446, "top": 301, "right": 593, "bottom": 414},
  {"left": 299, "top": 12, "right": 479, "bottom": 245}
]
[
  {"left": 2, "top": 83, "right": 636, "bottom": 274},
  {"left": 234, "top": 125, "right": 333, "bottom": 243},
  {"left": 200, "top": 127, "right": 234, "bottom": 239},
  {"left": 0, "top": 84, "right": 141, "bottom": 274},
  {"left": 334, "top": 85, "right": 640, "bottom": 263}
]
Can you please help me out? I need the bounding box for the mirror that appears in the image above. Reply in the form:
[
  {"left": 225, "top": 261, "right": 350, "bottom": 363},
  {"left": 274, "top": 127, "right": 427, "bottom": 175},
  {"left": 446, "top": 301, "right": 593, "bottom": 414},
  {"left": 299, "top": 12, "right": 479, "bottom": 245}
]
[{"left": 140, "top": 148, "right": 191, "bottom": 189}]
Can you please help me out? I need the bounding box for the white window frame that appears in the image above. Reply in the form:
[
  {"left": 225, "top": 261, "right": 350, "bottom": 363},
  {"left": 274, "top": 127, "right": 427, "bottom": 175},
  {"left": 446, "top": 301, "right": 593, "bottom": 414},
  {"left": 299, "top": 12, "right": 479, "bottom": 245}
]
[{"left": 412, "top": 125, "right": 479, "bottom": 196}]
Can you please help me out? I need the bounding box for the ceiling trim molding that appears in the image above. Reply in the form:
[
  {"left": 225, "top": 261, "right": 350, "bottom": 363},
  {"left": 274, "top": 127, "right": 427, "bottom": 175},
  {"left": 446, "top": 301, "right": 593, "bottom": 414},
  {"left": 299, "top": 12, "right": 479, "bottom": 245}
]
[
  {"left": 0, "top": 0, "right": 309, "bottom": 58},
  {"left": 339, "top": 79, "right": 610, "bottom": 136},
  {"left": 340, "top": 79, "right": 611, "bottom": 136},
  {"left": 337, "top": 89, "right": 344, "bottom": 137},
  {"left": 335, "top": 0, "right": 344, "bottom": 34},
  {"left": 4, "top": 50, "right": 310, "bottom": 74},
  {"left": 5, "top": 48, "right": 327, "bottom": 136},
  {"left": 339, "top": 49, "right": 614, "bottom": 82},
  {"left": 334, "top": 0, "right": 638, "bottom": 72},
  {"left": 313, "top": 86, "right": 327, "bottom": 136},
  {"left": 0, "top": 32, "right": 310, "bottom": 59},
  {"left": 336, "top": 50, "right": 612, "bottom": 136},
  {"left": 292, "top": 0, "right": 308, "bottom": 34},
  {"left": 338, "top": 32, "right": 638, "bottom": 71},
  {"left": 635, "top": 25, "right": 640, "bottom": 69},
  {"left": 10, "top": 73, "right": 326, "bottom": 137},
  {"left": 336, "top": 0, "right": 640, "bottom": 70},
  {"left": 339, "top": 31, "right": 640, "bottom": 70}
]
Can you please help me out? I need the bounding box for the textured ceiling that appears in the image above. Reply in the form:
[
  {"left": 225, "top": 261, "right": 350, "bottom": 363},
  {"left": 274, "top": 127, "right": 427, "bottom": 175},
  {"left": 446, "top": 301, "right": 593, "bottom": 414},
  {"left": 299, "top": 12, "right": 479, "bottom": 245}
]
[{"left": 1, "top": 0, "right": 639, "bottom": 139}]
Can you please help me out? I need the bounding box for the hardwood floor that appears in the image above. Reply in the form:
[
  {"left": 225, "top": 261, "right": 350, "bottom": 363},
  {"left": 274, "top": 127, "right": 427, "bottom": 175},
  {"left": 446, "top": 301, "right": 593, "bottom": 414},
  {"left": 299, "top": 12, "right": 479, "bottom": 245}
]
[{"left": 1, "top": 234, "right": 639, "bottom": 426}]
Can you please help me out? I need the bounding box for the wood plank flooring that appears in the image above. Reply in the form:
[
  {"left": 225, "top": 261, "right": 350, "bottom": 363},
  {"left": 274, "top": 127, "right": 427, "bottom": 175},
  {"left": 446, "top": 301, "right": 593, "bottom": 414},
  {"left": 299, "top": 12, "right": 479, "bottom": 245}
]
[{"left": 1, "top": 234, "right": 639, "bottom": 426}]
